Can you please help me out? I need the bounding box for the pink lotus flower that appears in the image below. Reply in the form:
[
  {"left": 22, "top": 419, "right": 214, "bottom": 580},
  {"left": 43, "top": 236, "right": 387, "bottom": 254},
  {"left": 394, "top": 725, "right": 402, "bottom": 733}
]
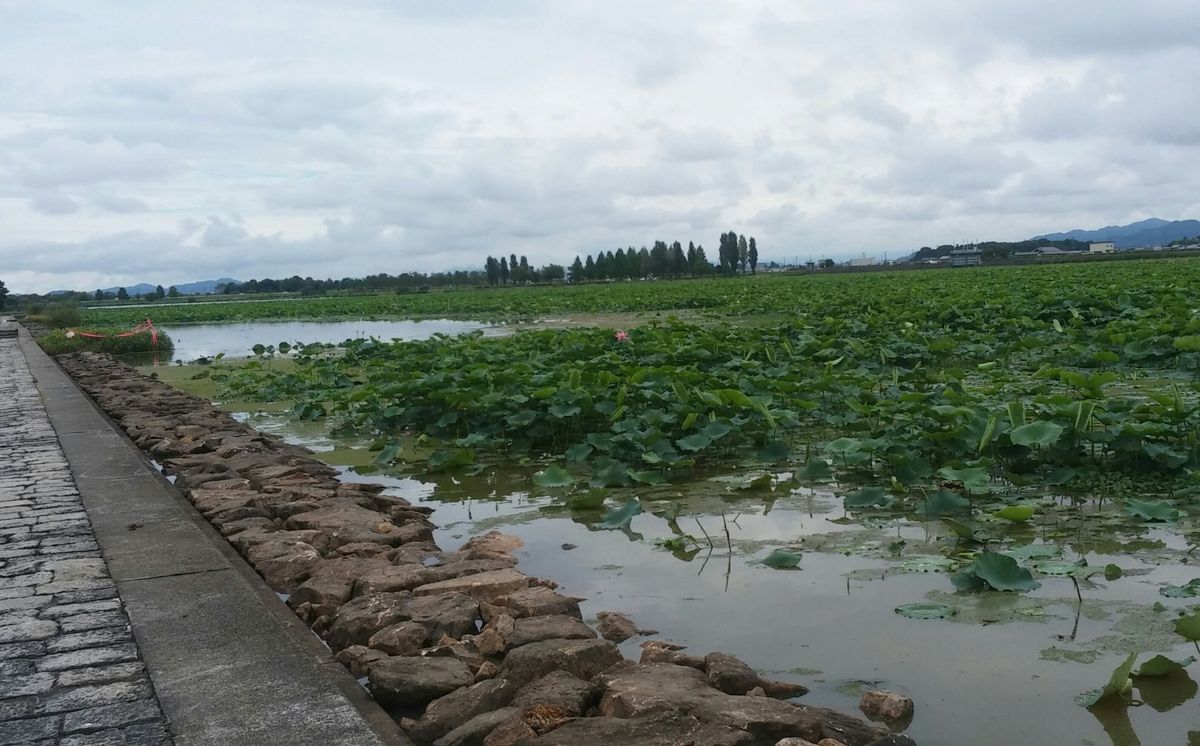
[{"left": 614, "top": 330, "right": 630, "bottom": 342}]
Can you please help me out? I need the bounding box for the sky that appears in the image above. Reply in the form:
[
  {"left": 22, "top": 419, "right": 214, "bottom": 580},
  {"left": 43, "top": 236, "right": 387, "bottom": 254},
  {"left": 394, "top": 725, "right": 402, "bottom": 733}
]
[{"left": 3, "top": 0, "right": 1200, "bottom": 293}]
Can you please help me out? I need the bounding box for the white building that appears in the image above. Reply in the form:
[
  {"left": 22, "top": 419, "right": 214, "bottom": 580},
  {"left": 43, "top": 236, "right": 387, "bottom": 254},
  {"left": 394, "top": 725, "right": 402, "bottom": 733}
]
[
  {"left": 1090, "top": 241, "right": 1116, "bottom": 254},
  {"left": 847, "top": 255, "right": 879, "bottom": 267}
]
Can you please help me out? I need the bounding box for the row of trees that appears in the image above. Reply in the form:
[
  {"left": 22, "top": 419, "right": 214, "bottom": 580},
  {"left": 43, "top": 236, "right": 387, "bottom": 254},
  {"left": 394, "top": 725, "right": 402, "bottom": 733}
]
[
  {"left": 89, "top": 285, "right": 181, "bottom": 302},
  {"left": 488, "top": 233, "right": 760, "bottom": 285},
  {"left": 483, "top": 254, "right": 566, "bottom": 286},
  {"left": 0, "top": 279, "right": 8, "bottom": 310}
]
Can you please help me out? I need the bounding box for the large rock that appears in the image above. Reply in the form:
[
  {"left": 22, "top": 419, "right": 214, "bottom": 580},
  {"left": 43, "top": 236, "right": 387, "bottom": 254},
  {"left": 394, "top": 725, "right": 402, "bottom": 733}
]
[
  {"left": 413, "top": 569, "right": 532, "bottom": 603},
  {"left": 288, "top": 557, "right": 392, "bottom": 618},
  {"left": 326, "top": 592, "right": 413, "bottom": 650},
  {"left": 369, "top": 656, "right": 474, "bottom": 708},
  {"left": 489, "top": 586, "right": 582, "bottom": 619},
  {"left": 245, "top": 539, "right": 322, "bottom": 590},
  {"left": 706, "top": 652, "right": 763, "bottom": 695},
  {"left": 500, "top": 638, "right": 624, "bottom": 687},
  {"left": 284, "top": 501, "right": 407, "bottom": 548},
  {"left": 460, "top": 531, "right": 524, "bottom": 558},
  {"left": 598, "top": 663, "right": 886, "bottom": 746},
  {"left": 408, "top": 678, "right": 521, "bottom": 743},
  {"left": 858, "top": 691, "right": 914, "bottom": 723},
  {"left": 526, "top": 711, "right": 752, "bottom": 746},
  {"left": 512, "top": 670, "right": 598, "bottom": 716},
  {"left": 369, "top": 621, "right": 430, "bottom": 655},
  {"left": 327, "top": 592, "right": 479, "bottom": 650},
  {"left": 432, "top": 707, "right": 520, "bottom": 746},
  {"left": 596, "top": 611, "right": 642, "bottom": 642},
  {"left": 505, "top": 615, "right": 596, "bottom": 651},
  {"left": 355, "top": 559, "right": 515, "bottom": 596},
  {"left": 335, "top": 645, "right": 389, "bottom": 678}
]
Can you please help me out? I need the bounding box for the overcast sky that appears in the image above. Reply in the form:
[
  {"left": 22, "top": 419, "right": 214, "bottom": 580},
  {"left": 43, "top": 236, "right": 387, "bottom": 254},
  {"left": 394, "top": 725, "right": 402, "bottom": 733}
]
[{"left": 3, "top": 1, "right": 1200, "bottom": 293}]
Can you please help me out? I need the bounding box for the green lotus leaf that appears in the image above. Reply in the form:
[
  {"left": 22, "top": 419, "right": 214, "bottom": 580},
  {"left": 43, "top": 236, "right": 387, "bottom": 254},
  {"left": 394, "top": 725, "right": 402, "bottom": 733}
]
[
  {"left": 600, "top": 498, "right": 642, "bottom": 529},
  {"left": 1134, "top": 655, "right": 1196, "bottom": 677},
  {"left": 568, "top": 488, "right": 608, "bottom": 510},
  {"left": 1010, "top": 420, "right": 1065, "bottom": 447},
  {"left": 844, "top": 486, "right": 893, "bottom": 508},
  {"left": 895, "top": 602, "right": 956, "bottom": 619},
  {"left": 918, "top": 489, "right": 971, "bottom": 516},
  {"left": 957, "top": 552, "right": 1041, "bottom": 592},
  {"left": 994, "top": 504, "right": 1036, "bottom": 522},
  {"left": 1160, "top": 579, "right": 1200, "bottom": 598},
  {"left": 1124, "top": 499, "right": 1181, "bottom": 522},
  {"left": 1175, "top": 612, "right": 1200, "bottom": 642},
  {"left": 1076, "top": 652, "right": 1137, "bottom": 707},
  {"left": 762, "top": 549, "right": 802, "bottom": 569},
  {"left": 532, "top": 464, "right": 575, "bottom": 488}
]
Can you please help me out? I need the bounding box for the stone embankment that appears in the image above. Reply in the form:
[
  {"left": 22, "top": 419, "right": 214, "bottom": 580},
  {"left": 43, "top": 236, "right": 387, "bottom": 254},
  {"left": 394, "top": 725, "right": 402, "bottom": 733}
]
[{"left": 55, "top": 352, "right": 915, "bottom": 746}]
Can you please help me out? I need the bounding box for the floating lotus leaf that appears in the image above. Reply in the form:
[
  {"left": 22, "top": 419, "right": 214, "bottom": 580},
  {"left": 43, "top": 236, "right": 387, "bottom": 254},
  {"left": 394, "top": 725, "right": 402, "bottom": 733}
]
[
  {"left": 954, "top": 552, "right": 1041, "bottom": 592},
  {"left": 994, "top": 504, "right": 1036, "bottom": 522},
  {"left": 1124, "top": 499, "right": 1181, "bottom": 522},
  {"left": 1076, "top": 652, "right": 1137, "bottom": 707},
  {"left": 895, "top": 602, "right": 956, "bottom": 620},
  {"left": 1160, "top": 579, "right": 1200, "bottom": 598},
  {"left": 600, "top": 497, "right": 642, "bottom": 529},
  {"left": 532, "top": 464, "right": 575, "bottom": 488},
  {"left": 1134, "top": 655, "right": 1196, "bottom": 677},
  {"left": 762, "top": 549, "right": 802, "bottom": 569}
]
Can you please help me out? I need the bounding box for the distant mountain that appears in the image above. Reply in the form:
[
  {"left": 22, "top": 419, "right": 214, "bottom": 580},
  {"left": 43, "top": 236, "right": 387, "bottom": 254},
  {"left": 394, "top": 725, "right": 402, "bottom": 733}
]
[
  {"left": 1034, "top": 218, "right": 1200, "bottom": 248},
  {"left": 51, "top": 277, "right": 241, "bottom": 297}
]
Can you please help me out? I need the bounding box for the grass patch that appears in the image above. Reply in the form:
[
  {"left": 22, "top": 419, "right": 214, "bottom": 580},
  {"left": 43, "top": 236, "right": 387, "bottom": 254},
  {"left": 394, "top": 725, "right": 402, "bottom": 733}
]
[{"left": 37, "top": 328, "right": 174, "bottom": 356}]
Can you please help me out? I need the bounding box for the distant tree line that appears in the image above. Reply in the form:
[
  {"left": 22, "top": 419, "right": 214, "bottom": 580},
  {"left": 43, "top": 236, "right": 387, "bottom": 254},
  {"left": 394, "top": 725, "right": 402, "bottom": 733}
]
[
  {"left": 488, "top": 232, "right": 758, "bottom": 285},
  {"left": 912, "top": 239, "right": 1089, "bottom": 261}
]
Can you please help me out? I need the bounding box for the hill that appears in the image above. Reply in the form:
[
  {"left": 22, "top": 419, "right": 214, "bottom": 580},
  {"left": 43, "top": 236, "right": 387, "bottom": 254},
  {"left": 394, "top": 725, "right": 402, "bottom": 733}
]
[{"left": 1034, "top": 218, "right": 1200, "bottom": 248}]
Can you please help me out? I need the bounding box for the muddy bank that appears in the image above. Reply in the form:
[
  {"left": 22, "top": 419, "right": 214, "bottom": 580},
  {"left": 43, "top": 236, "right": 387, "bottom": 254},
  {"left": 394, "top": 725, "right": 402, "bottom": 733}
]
[{"left": 55, "top": 352, "right": 912, "bottom": 746}]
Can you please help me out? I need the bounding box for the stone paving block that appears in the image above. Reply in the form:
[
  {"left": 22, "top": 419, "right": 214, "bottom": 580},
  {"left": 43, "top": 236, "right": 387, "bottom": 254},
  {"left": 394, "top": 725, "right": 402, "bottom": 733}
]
[
  {"left": 0, "top": 713, "right": 60, "bottom": 743},
  {"left": 38, "top": 643, "right": 139, "bottom": 672},
  {"left": 61, "top": 698, "right": 165, "bottom": 735},
  {"left": 59, "top": 610, "right": 129, "bottom": 633},
  {"left": 56, "top": 661, "right": 146, "bottom": 688},
  {"left": 45, "top": 627, "right": 130, "bottom": 654}
]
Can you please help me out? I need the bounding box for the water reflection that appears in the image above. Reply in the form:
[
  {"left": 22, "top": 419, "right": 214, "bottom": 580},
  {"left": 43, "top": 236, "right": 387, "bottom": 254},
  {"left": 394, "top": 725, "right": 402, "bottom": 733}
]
[{"left": 158, "top": 318, "right": 504, "bottom": 360}]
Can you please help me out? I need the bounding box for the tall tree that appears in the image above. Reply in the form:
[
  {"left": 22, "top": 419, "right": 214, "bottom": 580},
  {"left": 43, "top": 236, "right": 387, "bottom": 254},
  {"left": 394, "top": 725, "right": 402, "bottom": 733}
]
[
  {"left": 595, "top": 252, "right": 609, "bottom": 279},
  {"left": 748, "top": 237, "right": 759, "bottom": 274},
  {"left": 584, "top": 254, "right": 596, "bottom": 280},
  {"left": 0, "top": 279, "right": 8, "bottom": 310},
  {"left": 499, "top": 257, "right": 510, "bottom": 285},
  {"left": 509, "top": 254, "right": 518, "bottom": 283},
  {"left": 686, "top": 242, "right": 697, "bottom": 276},
  {"left": 155, "top": 284, "right": 165, "bottom": 299},
  {"left": 485, "top": 256, "right": 500, "bottom": 286},
  {"left": 518, "top": 255, "right": 530, "bottom": 284},
  {"left": 693, "top": 244, "right": 709, "bottom": 275},
  {"left": 168, "top": 286, "right": 180, "bottom": 297},
  {"left": 569, "top": 256, "right": 584, "bottom": 283},
  {"left": 116, "top": 287, "right": 129, "bottom": 300},
  {"left": 637, "top": 247, "right": 651, "bottom": 277},
  {"left": 670, "top": 241, "right": 686, "bottom": 278},
  {"left": 614, "top": 248, "right": 627, "bottom": 279},
  {"left": 738, "top": 234, "right": 749, "bottom": 275}
]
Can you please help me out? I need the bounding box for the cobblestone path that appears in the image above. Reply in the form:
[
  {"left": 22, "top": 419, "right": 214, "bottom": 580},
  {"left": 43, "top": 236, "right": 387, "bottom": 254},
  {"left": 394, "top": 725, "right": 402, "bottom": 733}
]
[{"left": 0, "top": 338, "right": 172, "bottom": 745}]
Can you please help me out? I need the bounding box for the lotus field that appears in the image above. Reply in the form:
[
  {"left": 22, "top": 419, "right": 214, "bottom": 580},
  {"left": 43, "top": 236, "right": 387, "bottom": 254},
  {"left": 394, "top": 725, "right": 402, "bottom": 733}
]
[{"left": 172, "top": 258, "right": 1200, "bottom": 739}]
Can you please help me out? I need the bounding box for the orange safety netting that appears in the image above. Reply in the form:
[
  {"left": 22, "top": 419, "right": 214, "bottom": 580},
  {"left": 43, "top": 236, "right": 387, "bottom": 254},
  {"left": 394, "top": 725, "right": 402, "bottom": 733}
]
[{"left": 71, "top": 318, "right": 159, "bottom": 347}]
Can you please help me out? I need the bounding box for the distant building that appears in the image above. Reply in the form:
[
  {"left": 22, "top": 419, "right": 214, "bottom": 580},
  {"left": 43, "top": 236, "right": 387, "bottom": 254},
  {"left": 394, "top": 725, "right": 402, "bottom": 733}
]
[
  {"left": 847, "top": 255, "right": 879, "bottom": 267},
  {"left": 950, "top": 248, "right": 982, "bottom": 267},
  {"left": 1089, "top": 241, "right": 1116, "bottom": 254}
]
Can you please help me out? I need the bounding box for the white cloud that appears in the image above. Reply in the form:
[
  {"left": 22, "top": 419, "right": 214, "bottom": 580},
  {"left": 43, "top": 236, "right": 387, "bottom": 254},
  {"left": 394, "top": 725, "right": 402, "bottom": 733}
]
[{"left": 3, "top": 0, "right": 1200, "bottom": 292}]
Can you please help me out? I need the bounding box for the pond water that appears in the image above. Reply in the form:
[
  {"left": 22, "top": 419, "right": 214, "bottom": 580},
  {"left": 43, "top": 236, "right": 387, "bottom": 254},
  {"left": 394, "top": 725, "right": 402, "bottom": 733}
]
[
  {"left": 157, "top": 319, "right": 503, "bottom": 360},
  {"left": 142, "top": 362, "right": 1200, "bottom": 746}
]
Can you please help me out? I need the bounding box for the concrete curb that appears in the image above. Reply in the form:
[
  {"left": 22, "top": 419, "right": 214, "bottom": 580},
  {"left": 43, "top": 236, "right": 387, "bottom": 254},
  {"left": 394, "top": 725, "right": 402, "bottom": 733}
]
[{"left": 17, "top": 326, "right": 411, "bottom": 746}]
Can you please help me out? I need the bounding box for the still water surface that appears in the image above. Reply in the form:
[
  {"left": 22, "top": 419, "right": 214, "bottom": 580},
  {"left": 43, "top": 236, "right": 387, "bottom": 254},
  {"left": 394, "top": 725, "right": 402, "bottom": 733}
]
[{"left": 159, "top": 318, "right": 502, "bottom": 360}]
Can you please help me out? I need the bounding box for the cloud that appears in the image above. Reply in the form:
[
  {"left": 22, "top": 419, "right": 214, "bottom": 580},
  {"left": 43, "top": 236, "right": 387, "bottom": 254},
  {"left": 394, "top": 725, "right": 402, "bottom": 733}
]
[
  {"left": 5, "top": 1, "right": 1200, "bottom": 292},
  {"left": 29, "top": 189, "right": 80, "bottom": 215}
]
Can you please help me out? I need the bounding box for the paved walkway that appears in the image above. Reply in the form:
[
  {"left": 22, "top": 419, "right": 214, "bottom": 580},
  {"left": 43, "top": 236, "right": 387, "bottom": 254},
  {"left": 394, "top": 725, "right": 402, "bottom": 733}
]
[
  {"left": 3, "top": 329, "right": 405, "bottom": 746},
  {"left": 0, "top": 337, "right": 172, "bottom": 744}
]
